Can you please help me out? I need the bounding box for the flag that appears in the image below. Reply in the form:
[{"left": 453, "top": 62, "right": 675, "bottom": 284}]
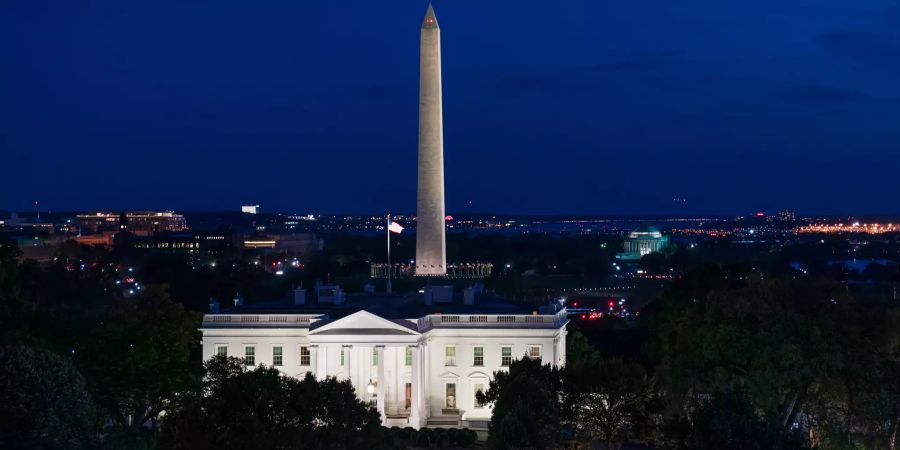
[{"left": 388, "top": 221, "right": 404, "bottom": 234}]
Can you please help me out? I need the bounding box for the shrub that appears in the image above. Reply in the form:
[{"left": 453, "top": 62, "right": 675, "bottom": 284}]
[
  {"left": 414, "top": 431, "right": 431, "bottom": 448},
  {"left": 457, "top": 429, "right": 478, "bottom": 448},
  {"left": 447, "top": 428, "right": 461, "bottom": 445},
  {"left": 435, "top": 433, "right": 450, "bottom": 448}
]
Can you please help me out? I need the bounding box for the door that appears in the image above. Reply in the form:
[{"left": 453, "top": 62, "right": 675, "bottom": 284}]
[{"left": 405, "top": 383, "right": 412, "bottom": 410}]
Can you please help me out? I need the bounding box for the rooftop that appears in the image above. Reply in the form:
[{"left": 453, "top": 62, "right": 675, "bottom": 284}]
[{"left": 218, "top": 292, "right": 546, "bottom": 320}]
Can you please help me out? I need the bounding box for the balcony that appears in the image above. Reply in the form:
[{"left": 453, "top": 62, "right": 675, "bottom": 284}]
[
  {"left": 201, "top": 314, "right": 323, "bottom": 328},
  {"left": 416, "top": 309, "right": 568, "bottom": 331}
]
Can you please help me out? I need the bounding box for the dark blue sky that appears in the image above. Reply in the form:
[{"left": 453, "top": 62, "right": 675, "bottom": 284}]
[{"left": 3, "top": 1, "right": 899, "bottom": 215}]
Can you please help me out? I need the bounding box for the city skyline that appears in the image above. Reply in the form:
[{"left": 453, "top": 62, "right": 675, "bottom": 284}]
[{"left": 4, "top": 1, "right": 900, "bottom": 215}]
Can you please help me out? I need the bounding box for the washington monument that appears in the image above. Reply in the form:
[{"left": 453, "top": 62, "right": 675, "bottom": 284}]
[{"left": 415, "top": 4, "right": 446, "bottom": 276}]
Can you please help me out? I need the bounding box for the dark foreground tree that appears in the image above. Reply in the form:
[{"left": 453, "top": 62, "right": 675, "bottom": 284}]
[
  {"left": 478, "top": 357, "right": 563, "bottom": 450},
  {"left": 0, "top": 346, "right": 97, "bottom": 450},
  {"left": 659, "top": 389, "right": 809, "bottom": 450},
  {"left": 563, "top": 357, "right": 656, "bottom": 449},
  {"left": 75, "top": 285, "right": 201, "bottom": 432},
  {"left": 160, "top": 356, "right": 383, "bottom": 450}
]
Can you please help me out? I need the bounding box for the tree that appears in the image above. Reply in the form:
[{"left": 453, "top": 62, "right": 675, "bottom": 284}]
[
  {"left": 75, "top": 285, "right": 201, "bottom": 432},
  {"left": 0, "top": 243, "right": 27, "bottom": 345},
  {"left": 0, "top": 346, "right": 97, "bottom": 449},
  {"left": 562, "top": 357, "right": 655, "bottom": 449},
  {"left": 659, "top": 389, "right": 809, "bottom": 450},
  {"left": 566, "top": 325, "right": 602, "bottom": 366},
  {"left": 478, "top": 357, "right": 563, "bottom": 450},
  {"left": 160, "top": 356, "right": 383, "bottom": 450},
  {"left": 652, "top": 267, "right": 900, "bottom": 448}
]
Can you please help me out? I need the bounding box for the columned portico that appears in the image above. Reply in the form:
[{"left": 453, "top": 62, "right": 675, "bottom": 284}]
[{"left": 200, "top": 307, "right": 569, "bottom": 430}]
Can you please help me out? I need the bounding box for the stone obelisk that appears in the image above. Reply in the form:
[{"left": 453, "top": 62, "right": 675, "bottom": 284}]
[{"left": 415, "top": 4, "right": 446, "bottom": 276}]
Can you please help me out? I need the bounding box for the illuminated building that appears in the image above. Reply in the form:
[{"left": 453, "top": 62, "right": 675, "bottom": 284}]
[
  {"left": 200, "top": 295, "right": 567, "bottom": 429},
  {"left": 76, "top": 211, "right": 187, "bottom": 235},
  {"left": 242, "top": 204, "right": 260, "bottom": 215},
  {"left": 616, "top": 226, "right": 670, "bottom": 261}
]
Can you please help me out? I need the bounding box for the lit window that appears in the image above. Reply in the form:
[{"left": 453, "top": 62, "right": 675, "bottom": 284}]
[
  {"left": 474, "top": 383, "right": 485, "bottom": 408},
  {"left": 216, "top": 345, "right": 227, "bottom": 357},
  {"left": 373, "top": 349, "right": 379, "bottom": 366},
  {"left": 501, "top": 346, "right": 512, "bottom": 366},
  {"left": 405, "top": 347, "right": 413, "bottom": 366},
  {"left": 244, "top": 346, "right": 255, "bottom": 366},
  {"left": 445, "top": 346, "right": 456, "bottom": 366},
  {"left": 300, "top": 346, "right": 311, "bottom": 366},
  {"left": 272, "top": 346, "right": 283, "bottom": 366},
  {"left": 528, "top": 345, "right": 541, "bottom": 361},
  {"left": 473, "top": 346, "right": 484, "bottom": 366}
]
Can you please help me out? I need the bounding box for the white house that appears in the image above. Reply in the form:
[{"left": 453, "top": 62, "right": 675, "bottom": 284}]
[{"left": 200, "top": 295, "right": 568, "bottom": 429}]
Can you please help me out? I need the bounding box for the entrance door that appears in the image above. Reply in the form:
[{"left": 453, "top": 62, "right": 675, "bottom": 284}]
[
  {"left": 445, "top": 383, "right": 456, "bottom": 409},
  {"left": 405, "top": 383, "right": 412, "bottom": 410}
]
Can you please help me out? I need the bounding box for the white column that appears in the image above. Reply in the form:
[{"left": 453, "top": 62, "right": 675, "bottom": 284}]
[
  {"left": 376, "top": 346, "right": 386, "bottom": 421},
  {"left": 409, "top": 344, "right": 422, "bottom": 428},
  {"left": 316, "top": 345, "right": 327, "bottom": 380},
  {"left": 421, "top": 342, "right": 429, "bottom": 419},
  {"left": 309, "top": 345, "right": 318, "bottom": 378},
  {"left": 343, "top": 345, "right": 352, "bottom": 383}
]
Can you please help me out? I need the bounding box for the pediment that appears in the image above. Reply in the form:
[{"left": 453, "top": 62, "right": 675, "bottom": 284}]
[{"left": 309, "top": 310, "right": 419, "bottom": 335}]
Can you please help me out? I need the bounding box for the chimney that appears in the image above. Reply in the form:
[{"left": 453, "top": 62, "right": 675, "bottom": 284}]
[
  {"left": 463, "top": 286, "right": 475, "bottom": 305},
  {"left": 293, "top": 286, "right": 307, "bottom": 305}
]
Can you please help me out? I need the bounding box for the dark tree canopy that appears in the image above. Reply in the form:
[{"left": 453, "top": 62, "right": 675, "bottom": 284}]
[
  {"left": 479, "top": 357, "right": 563, "bottom": 450},
  {"left": 0, "top": 346, "right": 97, "bottom": 450},
  {"left": 160, "top": 356, "right": 383, "bottom": 450}
]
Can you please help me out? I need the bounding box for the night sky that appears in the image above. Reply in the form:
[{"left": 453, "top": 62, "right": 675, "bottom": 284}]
[{"left": 3, "top": 1, "right": 899, "bottom": 215}]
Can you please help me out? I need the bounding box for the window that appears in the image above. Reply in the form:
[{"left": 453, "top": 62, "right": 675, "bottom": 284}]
[
  {"left": 501, "top": 346, "right": 512, "bottom": 366},
  {"left": 373, "top": 348, "right": 378, "bottom": 366},
  {"left": 527, "top": 345, "right": 541, "bottom": 361},
  {"left": 405, "top": 347, "right": 413, "bottom": 366},
  {"left": 300, "top": 346, "right": 311, "bottom": 366},
  {"left": 216, "top": 345, "right": 227, "bottom": 357},
  {"left": 446, "top": 383, "right": 457, "bottom": 408},
  {"left": 244, "top": 346, "right": 255, "bottom": 366},
  {"left": 445, "top": 346, "right": 456, "bottom": 366},
  {"left": 340, "top": 348, "right": 345, "bottom": 366},
  {"left": 474, "top": 382, "right": 485, "bottom": 408},
  {"left": 272, "top": 346, "right": 283, "bottom": 366},
  {"left": 473, "top": 346, "right": 484, "bottom": 366}
]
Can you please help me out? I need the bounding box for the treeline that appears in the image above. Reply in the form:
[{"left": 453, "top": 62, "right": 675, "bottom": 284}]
[{"left": 481, "top": 265, "right": 900, "bottom": 449}]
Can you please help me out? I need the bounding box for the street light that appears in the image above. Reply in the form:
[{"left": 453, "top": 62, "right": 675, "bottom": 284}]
[{"left": 366, "top": 379, "right": 376, "bottom": 395}]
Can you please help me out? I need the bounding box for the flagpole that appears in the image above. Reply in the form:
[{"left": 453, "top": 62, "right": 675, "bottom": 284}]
[{"left": 386, "top": 213, "right": 392, "bottom": 295}]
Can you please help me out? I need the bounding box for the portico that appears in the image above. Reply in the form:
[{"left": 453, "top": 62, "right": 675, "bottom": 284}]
[
  {"left": 306, "top": 310, "right": 426, "bottom": 426},
  {"left": 200, "top": 303, "right": 568, "bottom": 429}
]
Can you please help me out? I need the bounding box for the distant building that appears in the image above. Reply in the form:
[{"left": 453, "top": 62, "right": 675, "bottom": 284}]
[
  {"left": 775, "top": 210, "right": 796, "bottom": 221},
  {"left": 76, "top": 211, "right": 187, "bottom": 235},
  {"left": 616, "top": 226, "right": 670, "bottom": 261},
  {"left": 243, "top": 233, "right": 324, "bottom": 255},
  {"left": 133, "top": 230, "right": 236, "bottom": 255},
  {"left": 242, "top": 205, "right": 260, "bottom": 215}
]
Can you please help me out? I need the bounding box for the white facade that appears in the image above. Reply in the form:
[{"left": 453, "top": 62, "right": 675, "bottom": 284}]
[{"left": 200, "top": 309, "right": 568, "bottom": 429}]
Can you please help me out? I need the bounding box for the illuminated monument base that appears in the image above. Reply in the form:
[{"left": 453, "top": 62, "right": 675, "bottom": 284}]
[{"left": 370, "top": 262, "right": 492, "bottom": 279}]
